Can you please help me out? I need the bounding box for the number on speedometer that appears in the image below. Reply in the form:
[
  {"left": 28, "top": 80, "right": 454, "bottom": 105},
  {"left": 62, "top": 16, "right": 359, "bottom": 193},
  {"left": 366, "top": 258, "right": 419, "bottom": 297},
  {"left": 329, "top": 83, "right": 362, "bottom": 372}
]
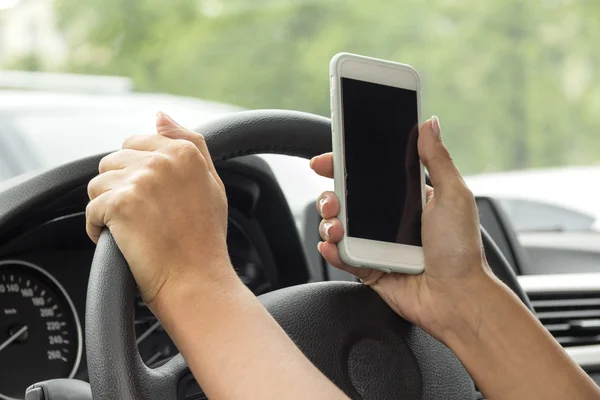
[{"left": 0, "top": 260, "right": 82, "bottom": 400}]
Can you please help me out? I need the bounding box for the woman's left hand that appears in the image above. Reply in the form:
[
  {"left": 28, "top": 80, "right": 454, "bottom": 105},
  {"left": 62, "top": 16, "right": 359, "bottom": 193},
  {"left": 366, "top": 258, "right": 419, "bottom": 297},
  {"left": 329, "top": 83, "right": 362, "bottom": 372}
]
[{"left": 86, "top": 112, "right": 236, "bottom": 309}]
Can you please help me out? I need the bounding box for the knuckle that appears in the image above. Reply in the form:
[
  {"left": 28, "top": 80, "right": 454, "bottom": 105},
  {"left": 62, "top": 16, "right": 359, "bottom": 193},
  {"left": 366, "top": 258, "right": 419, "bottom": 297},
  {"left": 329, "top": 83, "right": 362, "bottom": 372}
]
[
  {"left": 85, "top": 220, "right": 97, "bottom": 236},
  {"left": 173, "top": 139, "right": 204, "bottom": 162},
  {"left": 87, "top": 176, "right": 99, "bottom": 200},
  {"left": 193, "top": 133, "right": 207, "bottom": 146},
  {"left": 170, "top": 139, "right": 206, "bottom": 167},
  {"left": 426, "top": 150, "right": 452, "bottom": 167},
  {"left": 98, "top": 154, "right": 112, "bottom": 174},
  {"left": 128, "top": 170, "right": 148, "bottom": 187},
  {"left": 110, "top": 187, "right": 139, "bottom": 217},
  {"left": 449, "top": 184, "right": 475, "bottom": 207},
  {"left": 172, "top": 139, "right": 199, "bottom": 156},
  {"left": 122, "top": 134, "right": 141, "bottom": 149},
  {"left": 214, "top": 176, "right": 226, "bottom": 193},
  {"left": 128, "top": 169, "right": 162, "bottom": 195},
  {"left": 436, "top": 143, "right": 454, "bottom": 161},
  {"left": 85, "top": 200, "right": 95, "bottom": 220},
  {"left": 85, "top": 197, "right": 105, "bottom": 235},
  {"left": 144, "top": 152, "right": 171, "bottom": 171}
]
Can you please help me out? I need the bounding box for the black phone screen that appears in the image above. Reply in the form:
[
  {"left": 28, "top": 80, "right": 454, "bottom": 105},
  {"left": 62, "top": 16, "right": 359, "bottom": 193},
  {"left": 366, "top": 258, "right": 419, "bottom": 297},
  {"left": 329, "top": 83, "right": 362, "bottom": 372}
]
[{"left": 341, "top": 77, "right": 421, "bottom": 246}]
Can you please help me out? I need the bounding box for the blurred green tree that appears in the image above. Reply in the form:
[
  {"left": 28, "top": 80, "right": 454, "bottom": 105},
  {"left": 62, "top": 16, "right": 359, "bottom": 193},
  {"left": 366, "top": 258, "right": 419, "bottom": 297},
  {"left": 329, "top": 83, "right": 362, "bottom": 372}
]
[
  {"left": 4, "top": 53, "right": 44, "bottom": 71},
  {"left": 42, "top": 0, "right": 600, "bottom": 173}
]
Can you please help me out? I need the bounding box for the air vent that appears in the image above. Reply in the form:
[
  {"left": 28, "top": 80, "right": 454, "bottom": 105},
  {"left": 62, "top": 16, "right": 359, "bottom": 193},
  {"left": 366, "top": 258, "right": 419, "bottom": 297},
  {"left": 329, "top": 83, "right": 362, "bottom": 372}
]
[{"left": 531, "top": 292, "right": 600, "bottom": 347}]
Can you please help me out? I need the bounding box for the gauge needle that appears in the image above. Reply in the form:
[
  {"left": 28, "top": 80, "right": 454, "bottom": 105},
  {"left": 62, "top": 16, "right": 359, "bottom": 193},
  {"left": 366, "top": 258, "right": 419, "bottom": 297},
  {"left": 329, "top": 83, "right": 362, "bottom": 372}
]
[
  {"left": 145, "top": 350, "right": 164, "bottom": 366},
  {"left": 0, "top": 326, "right": 28, "bottom": 353},
  {"left": 136, "top": 320, "right": 162, "bottom": 345}
]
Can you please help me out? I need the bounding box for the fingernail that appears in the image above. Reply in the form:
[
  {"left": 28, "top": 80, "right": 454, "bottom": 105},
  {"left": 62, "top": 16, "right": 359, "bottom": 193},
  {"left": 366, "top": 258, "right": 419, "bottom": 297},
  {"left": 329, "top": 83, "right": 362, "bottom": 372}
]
[
  {"left": 322, "top": 222, "right": 333, "bottom": 239},
  {"left": 431, "top": 115, "right": 441, "bottom": 137},
  {"left": 317, "top": 241, "right": 323, "bottom": 252},
  {"left": 310, "top": 155, "right": 319, "bottom": 169},
  {"left": 318, "top": 196, "right": 328, "bottom": 216}
]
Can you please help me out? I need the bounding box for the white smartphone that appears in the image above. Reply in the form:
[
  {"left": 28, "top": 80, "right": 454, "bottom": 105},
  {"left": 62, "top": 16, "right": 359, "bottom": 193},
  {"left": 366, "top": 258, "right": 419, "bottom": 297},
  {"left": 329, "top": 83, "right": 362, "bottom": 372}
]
[{"left": 329, "top": 52, "right": 425, "bottom": 274}]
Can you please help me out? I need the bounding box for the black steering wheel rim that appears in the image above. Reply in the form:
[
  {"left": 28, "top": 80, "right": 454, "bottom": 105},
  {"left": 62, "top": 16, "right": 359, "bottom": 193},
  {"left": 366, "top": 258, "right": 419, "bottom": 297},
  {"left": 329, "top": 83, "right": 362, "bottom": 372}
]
[{"left": 86, "top": 109, "right": 533, "bottom": 400}]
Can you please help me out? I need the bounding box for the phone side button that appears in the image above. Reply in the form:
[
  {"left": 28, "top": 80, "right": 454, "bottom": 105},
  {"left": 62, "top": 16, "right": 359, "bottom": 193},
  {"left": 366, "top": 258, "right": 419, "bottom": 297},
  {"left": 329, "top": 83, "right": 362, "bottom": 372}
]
[{"left": 330, "top": 88, "right": 336, "bottom": 111}]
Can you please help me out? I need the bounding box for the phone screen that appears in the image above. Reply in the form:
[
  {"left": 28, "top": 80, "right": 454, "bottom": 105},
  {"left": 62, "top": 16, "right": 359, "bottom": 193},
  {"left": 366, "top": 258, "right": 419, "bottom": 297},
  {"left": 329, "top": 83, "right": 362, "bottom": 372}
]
[{"left": 341, "top": 77, "right": 421, "bottom": 246}]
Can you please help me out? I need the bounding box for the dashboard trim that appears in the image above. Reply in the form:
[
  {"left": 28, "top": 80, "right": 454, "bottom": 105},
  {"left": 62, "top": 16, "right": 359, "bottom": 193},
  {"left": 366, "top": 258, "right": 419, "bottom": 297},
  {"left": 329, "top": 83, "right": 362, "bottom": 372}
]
[
  {"left": 519, "top": 273, "right": 600, "bottom": 369},
  {"left": 518, "top": 273, "right": 600, "bottom": 294},
  {"left": 566, "top": 345, "right": 600, "bottom": 369}
]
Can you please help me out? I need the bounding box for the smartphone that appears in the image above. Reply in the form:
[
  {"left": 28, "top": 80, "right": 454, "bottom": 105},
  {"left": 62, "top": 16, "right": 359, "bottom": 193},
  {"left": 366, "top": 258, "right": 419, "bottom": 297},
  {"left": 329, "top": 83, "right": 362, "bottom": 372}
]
[{"left": 329, "top": 52, "right": 425, "bottom": 274}]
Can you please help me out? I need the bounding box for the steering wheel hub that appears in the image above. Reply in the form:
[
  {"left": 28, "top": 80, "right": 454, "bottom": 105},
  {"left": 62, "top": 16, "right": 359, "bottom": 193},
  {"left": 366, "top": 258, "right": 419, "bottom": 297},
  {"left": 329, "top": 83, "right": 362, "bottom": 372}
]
[{"left": 347, "top": 337, "right": 420, "bottom": 397}]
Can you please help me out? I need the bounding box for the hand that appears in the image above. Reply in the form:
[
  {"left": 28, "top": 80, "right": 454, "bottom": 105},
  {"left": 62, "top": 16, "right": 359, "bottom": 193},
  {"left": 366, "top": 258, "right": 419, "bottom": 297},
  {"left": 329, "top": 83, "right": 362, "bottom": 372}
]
[
  {"left": 86, "top": 112, "right": 235, "bottom": 308},
  {"left": 395, "top": 123, "right": 422, "bottom": 245},
  {"left": 311, "top": 116, "right": 494, "bottom": 342}
]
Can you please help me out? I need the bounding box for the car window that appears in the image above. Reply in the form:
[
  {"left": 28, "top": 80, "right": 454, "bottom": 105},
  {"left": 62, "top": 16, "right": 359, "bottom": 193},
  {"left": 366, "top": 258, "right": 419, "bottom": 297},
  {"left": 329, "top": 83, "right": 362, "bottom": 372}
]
[
  {"left": 1, "top": 0, "right": 599, "bottom": 174},
  {"left": 0, "top": 95, "right": 238, "bottom": 171},
  {"left": 9, "top": 112, "right": 145, "bottom": 166},
  {"left": 1, "top": 0, "right": 600, "bottom": 270}
]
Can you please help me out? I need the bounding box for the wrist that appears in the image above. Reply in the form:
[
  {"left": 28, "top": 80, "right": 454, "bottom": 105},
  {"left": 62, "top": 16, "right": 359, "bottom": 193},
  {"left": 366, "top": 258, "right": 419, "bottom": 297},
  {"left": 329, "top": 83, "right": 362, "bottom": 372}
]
[
  {"left": 435, "top": 272, "right": 508, "bottom": 347},
  {"left": 149, "top": 261, "right": 245, "bottom": 323}
]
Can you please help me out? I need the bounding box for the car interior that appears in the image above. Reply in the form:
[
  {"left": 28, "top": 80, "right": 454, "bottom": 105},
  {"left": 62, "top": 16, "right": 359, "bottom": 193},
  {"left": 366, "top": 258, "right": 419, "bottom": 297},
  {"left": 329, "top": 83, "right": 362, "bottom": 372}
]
[
  {"left": 1, "top": 109, "right": 598, "bottom": 400},
  {"left": 2, "top": 0, "right": 600, "bottom": 397}
]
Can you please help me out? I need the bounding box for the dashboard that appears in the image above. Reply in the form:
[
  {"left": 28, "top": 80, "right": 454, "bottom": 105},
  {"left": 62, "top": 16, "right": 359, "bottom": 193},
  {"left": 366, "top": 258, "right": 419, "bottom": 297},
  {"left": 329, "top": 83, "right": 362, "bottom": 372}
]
[
  {"left": 1, "top": 148, "right": 600, "bottom": 399},
  {"left": 0, "top": 156, "right": 312, "bottom": 399}
]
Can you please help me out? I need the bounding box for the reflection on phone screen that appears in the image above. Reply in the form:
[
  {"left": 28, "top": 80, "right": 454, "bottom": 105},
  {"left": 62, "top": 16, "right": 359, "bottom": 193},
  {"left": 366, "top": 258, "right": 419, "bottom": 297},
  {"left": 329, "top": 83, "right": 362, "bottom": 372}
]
[{"left": 341, "top": 77, "right": 421, "bottom": 246}]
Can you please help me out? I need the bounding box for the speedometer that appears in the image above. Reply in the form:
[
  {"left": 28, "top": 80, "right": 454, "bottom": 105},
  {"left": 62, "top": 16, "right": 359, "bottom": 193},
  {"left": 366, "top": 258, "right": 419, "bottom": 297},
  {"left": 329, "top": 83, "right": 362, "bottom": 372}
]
[{"left": 0, "top": 260, "right": 82, "bottom": 400}]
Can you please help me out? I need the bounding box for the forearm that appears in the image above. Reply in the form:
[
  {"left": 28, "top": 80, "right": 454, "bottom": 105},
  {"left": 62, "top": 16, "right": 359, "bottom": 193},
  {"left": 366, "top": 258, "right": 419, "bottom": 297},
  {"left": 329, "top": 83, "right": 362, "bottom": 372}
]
[
  {"left": 444, "top": 275, "right": 600, "bottom": 400},
  {"left": 153, "top": 271, "right": 348, "bottom": 400}
]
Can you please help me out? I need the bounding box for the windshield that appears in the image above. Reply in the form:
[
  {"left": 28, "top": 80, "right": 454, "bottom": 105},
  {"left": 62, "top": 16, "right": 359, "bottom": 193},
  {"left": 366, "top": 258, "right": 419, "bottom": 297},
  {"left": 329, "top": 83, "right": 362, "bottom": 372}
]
[{"left": 0, "top": 0, "right": 599, "bottom": 230}]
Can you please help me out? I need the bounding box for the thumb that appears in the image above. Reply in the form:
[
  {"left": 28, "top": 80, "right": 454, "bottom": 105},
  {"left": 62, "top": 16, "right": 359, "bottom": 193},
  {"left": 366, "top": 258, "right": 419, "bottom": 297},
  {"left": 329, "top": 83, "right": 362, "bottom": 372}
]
[
  {"left": 155, "top": 111, "right": 219, "bottom": 179},
  {"left": 156, "top": 111, "right": 188, "bottom": 136},
  {"left": 156, "top": 111, "right": 200, "bottom": 138},
  {"left": 417, "top": 116, "right": 464, "bottom": 194}
]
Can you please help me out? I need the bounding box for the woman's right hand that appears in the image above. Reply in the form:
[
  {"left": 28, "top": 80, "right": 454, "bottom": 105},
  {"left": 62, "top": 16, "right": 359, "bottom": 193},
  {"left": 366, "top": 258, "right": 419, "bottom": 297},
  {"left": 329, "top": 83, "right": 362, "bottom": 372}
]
[
  {"left": 311, "top": 116, "right": 497, "bottom": 343},
  {"left": 314, "top": 117, "right": 600, "bottom": 400}
]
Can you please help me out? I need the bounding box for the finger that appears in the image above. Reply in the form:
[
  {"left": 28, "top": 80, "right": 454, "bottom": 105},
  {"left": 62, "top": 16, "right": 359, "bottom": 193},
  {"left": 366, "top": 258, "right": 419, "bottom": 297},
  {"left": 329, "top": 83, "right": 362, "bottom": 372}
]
[
  {"left": 316, "top": 191, "right": 340, "bottom": 219},
  {"left": 86, "top": 191, "right": 113, "bottom": 243},
  {"left": 156, "top": 112, "right": 219, "bottom": 181},
  {"left": 405, "top": 124, "right": 420, "bottom": 175},
  {"left": 310, "top": 152, "right": 334, "bottom": 179},
  {"left": 418, "top": 117, "right": 465, "bottom": 194},
  {"left": 122, "top": 133, "right": 171, "bottom": 151},
  {"left": 317, "top": 241, "right": 377, "bottom": 281},
  {"left": 319, "top": 218, "right": 343, "bottom": 243},
  {"left": 88, "top": 170, "right": 127, "bottom": 200},
  {"left": 426, "top": 185, "right": 434, "bottom": 202},
  {"left": 99, "top": 149, "right": 146, "bottom": 174},
  {"left": 318, "top": 242, "right": 386, "bottom": 285}
]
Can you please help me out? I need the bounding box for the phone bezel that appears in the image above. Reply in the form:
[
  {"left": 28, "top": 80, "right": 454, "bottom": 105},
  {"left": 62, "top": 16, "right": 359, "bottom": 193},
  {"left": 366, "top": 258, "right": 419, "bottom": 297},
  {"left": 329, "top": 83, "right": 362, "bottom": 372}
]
[{"left": 330, "top": 53, "right": 425, "bottom": 273}]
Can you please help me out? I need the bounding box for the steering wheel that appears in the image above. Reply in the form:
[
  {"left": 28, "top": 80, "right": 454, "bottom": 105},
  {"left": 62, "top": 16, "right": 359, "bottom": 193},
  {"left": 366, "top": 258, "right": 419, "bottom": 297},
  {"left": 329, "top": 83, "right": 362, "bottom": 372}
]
[{"left": 86, "top": 110, "right": 534, "bottom": 400}]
